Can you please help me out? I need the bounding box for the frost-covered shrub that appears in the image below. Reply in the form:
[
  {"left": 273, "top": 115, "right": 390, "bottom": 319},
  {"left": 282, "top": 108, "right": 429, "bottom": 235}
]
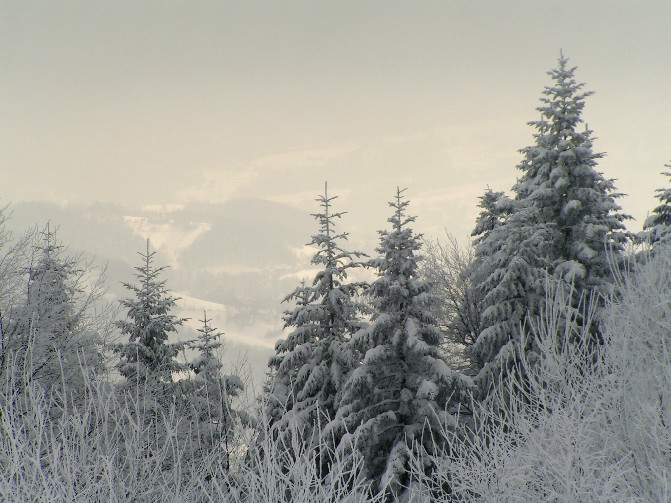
[
  {"left": 408, "top": 248, "right": 671, "bottom": 502},
  {"left": 0, "top": 346, "right": 379, "bottom": 502},
  {"left": 225, "top": 406, "right": 382, "bottom": 503},
  {"left": 0, "top": 354, "right": 205, "bottom": 502}
]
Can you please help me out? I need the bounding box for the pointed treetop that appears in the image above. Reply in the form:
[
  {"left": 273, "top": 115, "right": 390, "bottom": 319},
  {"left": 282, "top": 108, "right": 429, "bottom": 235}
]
[
  {"left": 311, "top": 181, "right": 349, "bottom": 265},
  {"left": 191, "top": 310, "right": 224, "bottom": 377},
  {"left": 387, "top": 187, "right": 415, "bottom": 232},
  {"left": 544, "top": 51, "right": 588, "bottom": 101},
  {"left": 316, "top": 181, "right": 339, "bottom": 207},
  {"left": 114, "top": 239, "right": 188, "bottom": 383},
  {"left": 197, "top": 310, "right": 223, "bottom": 348},
  {"left": 37, "top": 222, "right": 59, "bottom": 258}
]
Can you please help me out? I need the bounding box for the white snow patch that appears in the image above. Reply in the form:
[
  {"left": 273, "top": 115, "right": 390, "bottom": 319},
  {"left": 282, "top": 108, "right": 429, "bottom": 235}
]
[
  {"left": 123, "top": 216, "right": 211, "bottom": 268},
  {"left": 174, "top": 292, "right": 280, "bottom": 349}
]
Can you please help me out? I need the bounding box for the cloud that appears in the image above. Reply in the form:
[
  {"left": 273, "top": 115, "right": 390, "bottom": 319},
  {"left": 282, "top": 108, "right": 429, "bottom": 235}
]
[
  {"left": 279, "top": 267, "right": 321, "bottom": 283},
  {"left": 123, "top": 216, "right": 212, "bottom": 268},
  {"left": 176, "top": 145, "right": 356, "bottom": 206},
  {"left": 379, "top": 131, "right": 430, "bottom": 145},
  {"left": 251, "top": 145, "right": 357, "bottom": 171},
  {"left": 138, "top": 203, "right": 186, "bottom": 213},
  {"left": 177, "top": 169, "right": 259, "bottom": 203}
]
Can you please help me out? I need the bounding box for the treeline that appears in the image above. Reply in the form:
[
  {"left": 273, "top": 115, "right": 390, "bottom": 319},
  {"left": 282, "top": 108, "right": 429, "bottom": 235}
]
[{"left": 1, "top": 54, "right": 670, "bottom": 501}]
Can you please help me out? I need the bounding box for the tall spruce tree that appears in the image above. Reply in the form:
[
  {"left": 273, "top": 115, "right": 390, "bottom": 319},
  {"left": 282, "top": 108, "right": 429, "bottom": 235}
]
[
  {"left": 642, "top": 163, "right": 671, "bottom": 247},
  {"left": 513, "top": 54, "right": 628, "bottom": 294},
  {"left": 114, "top": 240, "right": 187, "bottom": 385},
  {"left": 336, "top": 188, "right": 471, "bottom": 499},
  {"left": 470, "top": 54, "right": 629, "bottom": 397},
  {"left": 265, "top": 183, "right": 367, "bottom": 463}
]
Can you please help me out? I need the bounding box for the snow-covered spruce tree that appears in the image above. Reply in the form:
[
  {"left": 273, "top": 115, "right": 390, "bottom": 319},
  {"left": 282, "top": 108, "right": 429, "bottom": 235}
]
[
  {"left": 512, "top": 54, "right": 628, "bottom": 303},
  {"left": 470, "top": 54, "right": 628, "bottom": 397},
  {"left": 641, "top": 162, "right": 671, "bottom": 247},
  {"left": 7, "top": 225, "right": 104, "bottom": 395},
  {"left": 181, "top": 311, "right": 244, "bottom": 471},
  {"left": 455, "top": 188, "right": 516, "bottom": 376},
  {"left": 336, "top": 188, "right": 472, "bottom": 499},
  {"left": 113, "top": 241, "right": 189, "bottom": 475},
  {"left": 114, "top": 240, "right": 188, "bottom": 385},
  {"left": 265, "top": 183, "right": 368, "bottom": 473}
]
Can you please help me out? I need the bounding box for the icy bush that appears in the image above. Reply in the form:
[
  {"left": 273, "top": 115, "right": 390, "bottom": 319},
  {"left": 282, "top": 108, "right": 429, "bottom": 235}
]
[
  {"left": 408, "top": 247, "right": 671, "bottom": 502},
  {"left": 0, "top": 349, "right": 379, "bottom": 502}
]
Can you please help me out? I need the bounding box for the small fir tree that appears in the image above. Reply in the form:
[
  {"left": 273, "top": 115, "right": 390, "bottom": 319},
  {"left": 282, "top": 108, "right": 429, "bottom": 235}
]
[
  {"left": 181, "top": 311, "right": 244, "bottom": 471},
  {"left": 265, "top": 183, "right": 368, "bottom": 468},
  {"left": 336, "top": 188, "right": 471, "bottom": 499},
  {"left": 114, "top": 240, "right": 188, "bottom": 385},
  {"left": 113, "top": 241, "right": 189, "bottom": 473},
  {"left": 191, "top": 311, "right": 224, "bottom": 379}
]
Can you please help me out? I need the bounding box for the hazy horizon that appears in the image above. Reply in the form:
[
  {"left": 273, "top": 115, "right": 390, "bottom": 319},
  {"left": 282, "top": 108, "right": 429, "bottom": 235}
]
[{"left": 3, "top": 2, "right": 670, "bottom": 239}]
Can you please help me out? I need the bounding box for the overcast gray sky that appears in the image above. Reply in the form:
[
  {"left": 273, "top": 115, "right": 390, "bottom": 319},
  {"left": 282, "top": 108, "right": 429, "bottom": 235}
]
[{"left": 2, "top": 0, "right": 671, "bottom": 244}]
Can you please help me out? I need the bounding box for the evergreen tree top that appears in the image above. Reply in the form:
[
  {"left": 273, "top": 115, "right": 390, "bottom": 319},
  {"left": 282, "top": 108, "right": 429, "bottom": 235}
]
[
  {"left": 530, "top": 53, "right": 592, "bottom": 140},
  {"left": 511, "top": 52, "right": 628, "bottom": 250},
  {"left": 277, "top": 183, "right": 367, "bottom": 345},
  {"left": 388, "top": 187, "right": 416, "bottom": 233},
  {"left": 117, "top": 240, "right": 185, "bottom": 329},
  {"left": 190, "top": 310, "right": 224, "bottom": 378},
  {"left": 310, "top": 182, "right": 352, "bottom": 268},
  {"left": 36, "top": 222, "right": 58, "bottom": 258},
  {"left": 194, "top": 310, "right": 223, "bottom": 358},
  {"left": 471, "top": 189, "right": 512, "bottom": 245},
  {"left": 25, "top": 226, "right": 84, "bottom": 315},
  {"left": 371, "top": 187, "right": 422, "bottom": 282},
  {"left": 121, "top": 241, "right": 171, "bottom": 302},
  {"left": 30, "top": 224, "right": 77, "bottom": 274}
]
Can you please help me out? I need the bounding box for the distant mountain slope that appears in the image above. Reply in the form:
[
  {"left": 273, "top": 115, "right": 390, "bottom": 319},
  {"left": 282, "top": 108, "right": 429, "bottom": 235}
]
[
  {"left": 8, "top": 201, "right": 147, "bottom": 265},
  {"left": 6, "top": 199, "right": 314, "bottom": 350},
  {"left": 180, "top": 199, "right": 310, "bottom": 271}
]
